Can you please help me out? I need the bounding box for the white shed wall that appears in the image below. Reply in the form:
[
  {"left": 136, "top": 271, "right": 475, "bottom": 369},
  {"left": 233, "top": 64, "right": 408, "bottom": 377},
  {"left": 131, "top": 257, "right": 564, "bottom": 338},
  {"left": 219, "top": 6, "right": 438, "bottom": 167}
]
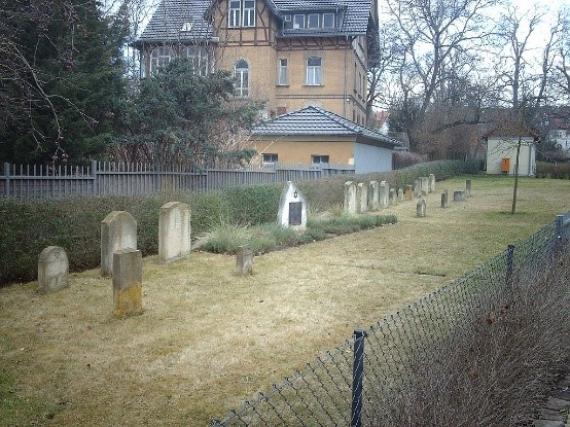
[
  {"left": 354, "top": 143, "right": 393, "bottom": 174},
  {"left": 486, "top": 137, "right": 536, "bottom": 176}
]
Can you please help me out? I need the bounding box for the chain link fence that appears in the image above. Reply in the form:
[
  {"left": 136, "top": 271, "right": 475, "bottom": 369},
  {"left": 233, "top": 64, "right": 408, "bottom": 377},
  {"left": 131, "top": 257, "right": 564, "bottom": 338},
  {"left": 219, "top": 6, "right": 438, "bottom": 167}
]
[{"left": 211, "top": 211, "right": 570, "bottom": 426}]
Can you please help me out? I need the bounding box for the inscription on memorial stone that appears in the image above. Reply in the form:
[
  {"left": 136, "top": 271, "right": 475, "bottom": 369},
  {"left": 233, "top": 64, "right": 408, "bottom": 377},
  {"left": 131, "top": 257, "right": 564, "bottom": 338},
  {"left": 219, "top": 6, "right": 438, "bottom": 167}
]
[{"left": 289, "top": 202, "right": 302, "bottom": 226}]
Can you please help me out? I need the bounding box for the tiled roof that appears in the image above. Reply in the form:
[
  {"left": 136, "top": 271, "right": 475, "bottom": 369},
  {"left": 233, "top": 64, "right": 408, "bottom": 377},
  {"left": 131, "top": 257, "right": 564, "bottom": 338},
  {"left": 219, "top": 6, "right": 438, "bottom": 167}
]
[
  {"left": 252, "top": 106, "right": 402, "bottom": 148},
  {"left": 136, "top": 0, "right": 214, "bottom": 44}
]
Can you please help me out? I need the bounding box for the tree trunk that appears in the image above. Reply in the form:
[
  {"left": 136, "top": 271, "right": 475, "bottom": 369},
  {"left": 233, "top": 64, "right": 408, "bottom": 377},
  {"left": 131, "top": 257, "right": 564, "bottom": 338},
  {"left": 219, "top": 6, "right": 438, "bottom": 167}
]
[{"left": 511, "top": 138, "right": 522, "bottom": 215}]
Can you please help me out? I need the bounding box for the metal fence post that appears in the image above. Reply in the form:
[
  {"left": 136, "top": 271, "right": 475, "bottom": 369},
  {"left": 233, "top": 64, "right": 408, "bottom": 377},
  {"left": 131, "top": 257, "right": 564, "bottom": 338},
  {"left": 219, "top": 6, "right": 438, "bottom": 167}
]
[
  {"left": 91, "top": 160, "right": 98, "bottom": 196},
  {"left": 556, "top": 214, "right": 564, "bottom": 245},
  {"left": 3, "top": 162, "right": 10, "bottom": 197},
  {"left": 506, "top": 244, "right": 515, "bottom": 288},
  {"left": 351, "top": 329, "right": 365, "bottom": 427}
]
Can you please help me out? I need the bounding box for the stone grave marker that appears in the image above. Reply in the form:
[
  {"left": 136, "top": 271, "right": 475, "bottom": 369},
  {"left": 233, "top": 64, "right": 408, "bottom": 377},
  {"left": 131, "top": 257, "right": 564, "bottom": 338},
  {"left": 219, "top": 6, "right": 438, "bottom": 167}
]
[
  {"left": 414, "top": 179, "right": 421, "bottom": 198},
  {"left": 466, "top": 179, "right": 472, "bottom": 198},
  {"left": 453, "top": 190, "right": 466, "bottom": 202},
  {"left": 344, "top": 181, "right": 357, "bottom": 214},
  {"left": 420, "top": 177, "right": 429, "bottom": 196},
  {"left": 369, "top": 181, "right": 379, "bottom": 210},
  {"left": 379, "top": 181, "right": 389, "bottom": 208},
  {"left": 112, "top": 248, "right": 143, "bottom": 318},
  {"left": 398, "top": 187, "right": 404, "bottom": 202},
  {"left": 389, "top": 188, "right": 397, "bottom": 205},
  {"left": 429, "top": 174, "right": 436, "bottom": 192},
  {"left": 441, "top": 191, "right": 448, "bottom": 208},
  {"left": 357, "top": 183, "right": 368, "bottom": 213},
  {"left": 404, "top": 185, "right": 413, "bottom": 201},
  {"left": 38, "top": 246, "right": 69, "bottom": 294},
  {"left": 278, "top": 181, "right": 307, "bottom": 230},
  {"left": 236, "top": 247, "right": 254, "bottom": 275},
  {"left": 101, "top": 211, "right": 137, "bottom": 277},
  {"left": 417, "top": 198, "right": 427, "bottom": 217},
  {"left": 159, "top": 202, "right": 191, "bottom": 264}
]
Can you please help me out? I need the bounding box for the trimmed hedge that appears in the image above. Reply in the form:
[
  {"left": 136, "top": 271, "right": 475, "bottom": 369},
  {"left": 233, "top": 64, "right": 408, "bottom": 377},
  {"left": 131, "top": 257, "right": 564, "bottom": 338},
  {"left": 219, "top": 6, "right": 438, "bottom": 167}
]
[
  {"left": 0, "top": 160, "right": 481, "bottom": 286},
  {"left": 536, "top": 161, "right": 570, "bottom": 179}
]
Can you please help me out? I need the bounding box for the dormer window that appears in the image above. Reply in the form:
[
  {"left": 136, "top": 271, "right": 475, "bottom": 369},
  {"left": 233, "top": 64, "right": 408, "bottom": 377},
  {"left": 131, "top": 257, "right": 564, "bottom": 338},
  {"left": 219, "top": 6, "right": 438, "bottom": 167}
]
[
  {"left": 307, "top": 14, "right": 320, "bottom": 29},
  {"left": 285, "top": 12, "right": 336, "bottom": 31},
  {"left": 323, "top": 13, "right": 335, "bottom": 28},
  {"left": 180, "top": 22, "right": 193, "bottom": 32},
  {"left": 229, "top": 0, "right": 255, "bottom": 28},
  {"left": 293, "top": 14, "right": 305, "bottom": 29}
]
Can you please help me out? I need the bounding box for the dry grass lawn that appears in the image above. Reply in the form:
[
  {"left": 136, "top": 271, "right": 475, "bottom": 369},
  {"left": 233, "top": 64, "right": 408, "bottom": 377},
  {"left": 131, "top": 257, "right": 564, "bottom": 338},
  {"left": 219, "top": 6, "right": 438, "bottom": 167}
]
[{"left": 1, "top": 176, "right": 569, "bottom": 426}]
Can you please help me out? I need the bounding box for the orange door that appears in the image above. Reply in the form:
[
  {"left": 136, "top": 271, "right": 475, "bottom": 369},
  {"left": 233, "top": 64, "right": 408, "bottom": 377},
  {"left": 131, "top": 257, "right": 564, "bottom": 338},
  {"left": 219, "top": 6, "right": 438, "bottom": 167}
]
[{"left": 501, "top": 158, "right": 510, "bottom": 174}]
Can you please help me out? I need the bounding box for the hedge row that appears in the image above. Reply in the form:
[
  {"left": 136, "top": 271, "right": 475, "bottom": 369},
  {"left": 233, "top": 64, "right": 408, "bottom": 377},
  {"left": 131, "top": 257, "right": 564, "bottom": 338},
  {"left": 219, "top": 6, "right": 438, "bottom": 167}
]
[
  {"left": 0, "top": 160, "right": 481, "bottom": 286},
  {"left": 536, "top": 161, "right": 570, "bottom": 179}
]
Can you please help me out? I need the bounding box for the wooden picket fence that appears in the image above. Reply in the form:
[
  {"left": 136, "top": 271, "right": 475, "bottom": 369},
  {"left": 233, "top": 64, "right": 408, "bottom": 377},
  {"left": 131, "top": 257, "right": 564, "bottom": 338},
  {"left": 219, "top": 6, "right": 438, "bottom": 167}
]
[{"left": 0, "top": 161, "right": 355, "bottom": 200}]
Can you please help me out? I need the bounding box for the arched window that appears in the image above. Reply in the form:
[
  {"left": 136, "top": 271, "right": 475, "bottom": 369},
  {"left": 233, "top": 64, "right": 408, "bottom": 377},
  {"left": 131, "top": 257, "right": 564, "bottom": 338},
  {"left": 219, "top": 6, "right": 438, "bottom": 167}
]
[
  {"left": 234, "top": 59, "right": 249, "bottom": 97},
  {"left": 181, "top": 46, "right": 209, "bottom": 76},
  {"left": 306, "top": 56, "right": 322, "bottom": 85},
  {"left": 150, "top": 46, "right": 174, "bottom": 74}
]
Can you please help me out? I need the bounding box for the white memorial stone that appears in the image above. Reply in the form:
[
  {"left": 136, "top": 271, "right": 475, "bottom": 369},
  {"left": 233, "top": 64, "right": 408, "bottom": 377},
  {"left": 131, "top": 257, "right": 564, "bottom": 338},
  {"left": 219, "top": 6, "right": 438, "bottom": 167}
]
[
  {"left": 38, "top": 246, "right": 69, "bottom": 294},
  {"left": 357, "top": 183, "right": 368, "bottom": 213},
  {"left": 379, "top": 181, "right": 389, "bottom": 208},
  {"left": 159, "top": 201, "right": 191, "bottom": 263},
  {"left": 344, "top": 181, "right": 357, "bottom": 214},
  {"left": 369, "top": 181, "right": 379, "bottom": 210},
  {"left": 101, "top": 211, "right": 137, "bottom": 277},
  {"left": 278, "top": 181, "right": 307, "bottom": 230}
]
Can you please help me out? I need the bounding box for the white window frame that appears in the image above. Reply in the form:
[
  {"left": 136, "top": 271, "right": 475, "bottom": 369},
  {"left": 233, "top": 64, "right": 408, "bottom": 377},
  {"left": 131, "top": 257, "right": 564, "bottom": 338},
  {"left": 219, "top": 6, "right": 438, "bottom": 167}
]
[
  {"left": 234, "top": 59, "right": 249, "bottom": 98},
  {"left": 322, "top": 13, "right": 335, "bottom": 28},
  {"left": 182, "top": 46, "right": 209, "bottom": 76},
  {"left": 306, "top": 56, "right": 322, "bottom": 86},
  {"left": 283, "top": 14, "right": 292, "bottom": 30},
  {"left": 263, "top": 153, "right": 278, "bottom": 165},
  {"left": 229, "top": 0, "right": 241, "bottom": 27},
  {"left": 293, "top": 14, "right": 305, "bottom": 29},
  {"left": 277, "top": 58, "right": 288, "bottom": 85},
  {"left": 149, "top": 46, "right": 174, "bottom": 75},
  {"left": 242, "top": 0, "right": 256, "bottom": 27},
  {"left": 312, "top": 155, "right": 330, "bottom": 165},
  {"left": 307, "top": 13, "right": 320, "bottom": 29}
]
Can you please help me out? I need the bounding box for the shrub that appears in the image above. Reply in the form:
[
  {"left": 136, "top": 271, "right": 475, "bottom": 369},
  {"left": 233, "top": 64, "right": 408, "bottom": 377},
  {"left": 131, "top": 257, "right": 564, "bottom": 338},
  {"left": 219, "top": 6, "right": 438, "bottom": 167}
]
[
  {"left": 536, "top": 161, "right": 570, "bottom": 179},
  {"left": 393, "top": 151, "right": 427, "bottom": 169}
]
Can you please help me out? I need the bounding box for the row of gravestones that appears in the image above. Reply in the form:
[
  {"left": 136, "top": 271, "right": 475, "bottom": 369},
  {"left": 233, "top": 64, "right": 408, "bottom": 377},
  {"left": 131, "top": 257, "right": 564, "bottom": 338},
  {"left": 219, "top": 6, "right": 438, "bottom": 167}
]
[{"left": 417, "top": 179, "right": 473, "bottom": 217}]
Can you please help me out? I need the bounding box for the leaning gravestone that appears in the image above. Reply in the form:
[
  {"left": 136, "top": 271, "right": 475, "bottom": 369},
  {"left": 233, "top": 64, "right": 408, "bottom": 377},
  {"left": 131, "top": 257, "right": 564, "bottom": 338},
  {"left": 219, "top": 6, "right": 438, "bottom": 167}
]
[
  {"left": 420, "top": 177, "right": 430, "bottom": 196},
  {"left": 379, "top": 181, "right": 389, "bottom": 208},
  {"left": 404, "top": 185, "right": 413, "bottom": 201},
  {"left": 159, "top": 202, "right": 191, "bottom": 263},
  {"left": 398, "top": 188, "right": 404, "bottom": 202},
  {"left": 414, "top": 179, "right": 421, "bottom": 198},
  {"left": 389, "top": 188, "right": 397, "bottom": 205},
  {"left": 236, "top": 247, "right": 254, "bottom": 275},
  {"left": 466, "top": 179, "right": 472, "bottom": 198},
  {"left": 278, "top": 181, "right": 307, "bottom": 230},
  {"left": 369, "top": 181, "right": 379, "bottom": 210},
  {"left": 101, "top": 211, "right": 137, "bottom": 277},
  {"left": 453, "top": 190, "right": 466, "bottom": 202},
  {"left": 417, "top": 198, "right": 427, "bottom": 217},
  {"left": 441, "top": 191, "right": 448, "bottom": 208},
  {"left": 344, "top": 181, "right": 357, "bottom": 214},
  {"left": 112, "top": 248, "right": 143, "bottom": 318},
  {"left": 429, "top": 174, "right": 436, "bottom": 192},
  {"left": 357, "top": 183, "right": 368, "bottom": 213},
  {"left": 38, "top": 246, "right": 69, "bottom": 294}
]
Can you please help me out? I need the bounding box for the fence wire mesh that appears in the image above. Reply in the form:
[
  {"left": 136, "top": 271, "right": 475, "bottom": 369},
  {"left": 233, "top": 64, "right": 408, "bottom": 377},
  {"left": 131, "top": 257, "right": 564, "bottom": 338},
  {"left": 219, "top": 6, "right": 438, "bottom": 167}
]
[{"left": 212, "top": 212, "right": 570, "bottom": 427}]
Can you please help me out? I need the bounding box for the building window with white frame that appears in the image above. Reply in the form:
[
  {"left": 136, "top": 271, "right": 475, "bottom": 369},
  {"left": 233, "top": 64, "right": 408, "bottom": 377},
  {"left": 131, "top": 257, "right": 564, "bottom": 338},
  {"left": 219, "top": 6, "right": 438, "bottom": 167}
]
[
  {"left": 307, "top": 13, "right": 320, "bottom": 29},
  {"left": 234, "top": 59, "right": 249, "bottom": 97},
  {"left": 306, "top": 56, "right": 322, "bottom": 86},
  {"left": 242, "top": 0, "right": 255, "bottom": 27},
  {"left": 312, "top": 155, "right": 329, "bottom": 165},
  {"left": 263, "top": 153, "right": 278, "bottom": 165},
  {"left": 323, "top": 13, "right": 335, "bottom": 28},
  {"left": 181, "top": 46, "right": 209, "bottom": 76},
  {"left": 277, "top": 58, "right": 288, "bottom": 85},
  {"left": 293, "top": 14, "right": 305, "bottom": 29},
  {"left": 150, "top": 46, "right": 174, "bottom": 74},
  {"left": 229, "top": 0, "right": 255, "bottom": 28},
  {"left": 229, "top": 0, "right": 241, "bottom": 27}
]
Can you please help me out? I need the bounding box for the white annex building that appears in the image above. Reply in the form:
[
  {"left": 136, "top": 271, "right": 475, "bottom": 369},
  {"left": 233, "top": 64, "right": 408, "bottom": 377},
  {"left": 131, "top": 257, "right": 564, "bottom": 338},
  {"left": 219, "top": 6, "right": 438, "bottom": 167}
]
[{"left": 485, "top": 136, "right": 537, "bottom": 177}]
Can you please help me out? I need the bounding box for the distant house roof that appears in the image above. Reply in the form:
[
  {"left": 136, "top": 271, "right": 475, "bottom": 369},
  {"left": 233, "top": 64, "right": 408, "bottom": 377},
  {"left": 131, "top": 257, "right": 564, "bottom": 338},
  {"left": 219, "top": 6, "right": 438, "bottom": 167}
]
[
  {"left": 252, "top": 106, "right": 402, "bottom": 149},
  {"left": 136, "top": 0, "right": 374, "bottom": 46}
]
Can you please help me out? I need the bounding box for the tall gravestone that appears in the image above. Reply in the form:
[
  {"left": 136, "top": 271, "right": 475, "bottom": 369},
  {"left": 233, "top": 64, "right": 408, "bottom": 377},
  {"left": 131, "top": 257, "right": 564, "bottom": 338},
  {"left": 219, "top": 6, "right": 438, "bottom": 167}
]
[
  {"left": 236, "top": 247, "right": 254, "bottom": 275},
  {"left": 414, "top": 179, "right": 421, "bottom": 198},
  {"left": 159, "top": 202, "right": 191, "bottom": 263},
  {"left": 429, "top": 174, "right": 436, "bottom": 192},
  {"left": 357, "top": 183, "right": 368, "bottom": 213},
  {"left": 379, "top": 181, "right": 389, "bottom": 208},
  {"left": 453, "top": 190, "right": 465, "bottom": 202},
  {"left": 369, "top": 181, "right": 379, "bottom": 211},
  {"left": 417, "top": 198, "right": 427, "bottom": 217},
  {"left": 278, "top": 181, "right": 307, "bottom": 230},
  {"left": 101, "top": 211, "right": 137, "bottom": 277},
  {"left": 404, "top": 185, "right": 413, "bottom": 201},
  {"left": 38, "top": 246, "right": 69, "bottom": 294},
  {"left": 112, "top": 248, "right": 143, "bottom": 318},
  {"left": 344, "top": 181, "right": 357, "bottom": 214},
  {"left": 389, "top": 188, "right": 397, "bottom": 205},
  {"left": 466, "top": 179, "right": 472, "bottom": 198},
  {"left": 420, "top": 177, "right": 430, "bottom": 196},
  {"left": 441, "top": 191, "right": 448, "bottom": 208},
  {"left": 398, "top": 188, "right": 404, "bottom": 202}
]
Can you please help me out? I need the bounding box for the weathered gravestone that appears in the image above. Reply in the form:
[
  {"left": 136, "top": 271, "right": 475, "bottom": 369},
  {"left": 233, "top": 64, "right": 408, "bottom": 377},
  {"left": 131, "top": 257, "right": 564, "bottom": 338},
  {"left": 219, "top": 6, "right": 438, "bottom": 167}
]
[
  {"left": 453, "top": 190, "right": 466, "bottom": 202},
  {"left": 414, "top": 179, "right": 421, "bottom": 198},
  {"left": 398, "top": 188, "right": 404, "bottom": 202},
  {"left": 357, "top": 183, "right": 368, "bottom": 213},
  {"left": 389, "top": 188, "right": 397, "bottom": 205},
  {"left": 38, "top": 246, "right": 69, "bottom": 294},
  {"left": 101, "top": 211, "right": 137, "bottom": 277},
  {"left": 429, "top": 174, "right": 436, "bottom": 192},
  {"left": 369, "top": 181, "right": 379, "bottom": 210},
  {"left": 236, "top": 247, "right": 254, "bottom": 275},
  {"left": 441, "top": 191, "right": 448, "bottom": 208},
  {"left": 379, "top": 181, "right": 389, "bottom": 208},
  {"left": 278, "top": 181, "right": 307, "bottom": 230},
  {"left": 465, "top": 179, "right": 472, "bottom": 198},
  {"left": 420, "top": 177, "right": 430, "bottom": 196},
  {"left": 112, "top": 248, "right": 143, "bottom": 318},
  {"left": 404, "top": 185, "right": 413, "bottom": 201},
  {"left": 159, "top": 202, "right": 191, "bottom": 264},
  {"left": 417, "top": 198, "right": 427, "bottom": 217},
  {"left": 344, "top": 181, "right": 357, "bottom": 214}
]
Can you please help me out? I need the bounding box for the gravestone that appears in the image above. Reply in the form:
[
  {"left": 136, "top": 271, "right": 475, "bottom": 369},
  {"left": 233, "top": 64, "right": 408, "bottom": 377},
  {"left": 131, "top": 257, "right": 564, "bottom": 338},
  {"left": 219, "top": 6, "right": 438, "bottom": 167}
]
[
  {"left": 414, "top": 179, "right": 421, "bottom": 198},
  {"left": 159, "top": 202, "right": 191, "bottom": 263},
  {"left": 389, "top": 188, "right": 397, "bottom": 205},
  {"left": 369, "top": 181, "right": 379, "bottom": 210},
  {"left": 465, "top": 179, "right": 471, "bottom": 197},
  {"left": 429, "top": 174, "right": 436, "bottom": 192},
  {"left": 404, "top": 185, "right": 413, "bottom": 201},
  {"left": 278, "top": 181, "right": 307, "bottom": 230},
  {"left": 38, "top": 246, "right": 69, "bottom": 294},
  {"left": 357, "top": 183, "right": 368, "bottom": 213},
  {"left": 236, "top": 247, "right": 254, "bottom": 275},
  {"left": 416, "top": 198, "right": 427, "bottom": 217},
  {"left": 453, "top": 190, "right": 465, "bottom": 202},
  {"left": 101, "top": 211, "right": 137, "bottom": 277},
  {"left": 344, "top": 181, "right": 357, "bottom": 214},
  {"left": 420, "top": 177, "right": 429, "bottom": 196},
  {"left": 112, "top": 248, "right": 143, "bottom": 318},
  {"left": 379, "top": 181, "right": 389, "bottom": 208},
  {"left": 398, "top": 188, "right": 404, "bottom": 202},
  {"left": 441, "top": 191, "right": 448, "bottom": 208}
]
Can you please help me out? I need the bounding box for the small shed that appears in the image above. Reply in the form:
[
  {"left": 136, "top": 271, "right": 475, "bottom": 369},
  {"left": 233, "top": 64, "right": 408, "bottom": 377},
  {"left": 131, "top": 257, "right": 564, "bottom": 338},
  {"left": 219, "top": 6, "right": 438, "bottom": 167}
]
[
  {"left": 484, "top": 132, "right": 538, "bottom": 177},
  {"left": 250, "top": 106, "right": 402, "bottom": 174}
]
